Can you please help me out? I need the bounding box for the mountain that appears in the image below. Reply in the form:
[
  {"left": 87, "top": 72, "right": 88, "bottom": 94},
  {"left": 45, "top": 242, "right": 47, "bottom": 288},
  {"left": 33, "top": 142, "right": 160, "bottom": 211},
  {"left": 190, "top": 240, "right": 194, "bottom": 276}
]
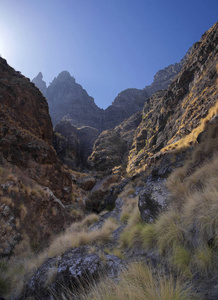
[
  {"left": 89, "top": 22, "right": 218, "bottom": 175},
  {"left": 32, "top": 50, "right": 189, "bottom": 132},
  {"left": 32, "top": 71, "right": 47, "bottom": 96},
  {"left": 1, "top": 22, "right": 217, "bottom": 300},
  {"left": 0, "top": 57, "right": 87, "bottom": 257},
  {"left": 143, "top": 46, "right": 192, "bottom": 97},
  {"left": 46, "top": 71, "right": 103, "bottom": 129},
  {"left": 31, "top": 51, "right": 190, "bottom": 170}
]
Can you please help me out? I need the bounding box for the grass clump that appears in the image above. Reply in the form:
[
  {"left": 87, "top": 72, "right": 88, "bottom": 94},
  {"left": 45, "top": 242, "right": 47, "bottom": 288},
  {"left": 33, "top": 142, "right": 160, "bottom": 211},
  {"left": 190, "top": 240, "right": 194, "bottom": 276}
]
[
  {"left": 47, "top": 218, "right": 118, "bottom": 258},
  {"left": 120, "top": 196, "right": 138, "bottom": 223},
  {"left": 79, "top": 262, "right": 193, "bottom": 300},
  {"left": 171, "top": 245, "right": 192, "bottom": 277},
  {"left": 155, "top": 211, "right": 184, "bottom": 255},
  {"left": 141, "top": 224, "right": 158, "bottom": 249},
  {"left": 193, "top": 244, "right": 215, "bottom": 275}
]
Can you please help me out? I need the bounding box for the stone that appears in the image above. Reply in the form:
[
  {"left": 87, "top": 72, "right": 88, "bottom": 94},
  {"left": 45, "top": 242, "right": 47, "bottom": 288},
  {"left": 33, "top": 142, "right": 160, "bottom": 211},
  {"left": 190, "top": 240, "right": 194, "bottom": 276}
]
[
  {"left": 20, "top": 246, "right": 123, "bottom": 300},
  {"left": 138, "top": 178, "right": 168, "bottom": 222},
  {"left": 85, "top": 175, "right": 121, "bottom": 212}
]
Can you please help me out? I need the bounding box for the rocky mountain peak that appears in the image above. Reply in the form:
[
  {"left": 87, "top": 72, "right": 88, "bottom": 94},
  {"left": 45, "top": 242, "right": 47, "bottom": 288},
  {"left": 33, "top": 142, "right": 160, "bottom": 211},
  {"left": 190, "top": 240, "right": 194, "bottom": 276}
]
[
  {"left": 55, "top": 70, "right": 75, "bottom": 83},
  {"left": 32, "top": 48, "right": 188, "bottom": 132},
  {"left": 46, "top": 71, "right": 103, "bottom": 128},
  {"left": 143, "top": 47, "right": 192, "bottom": 97},
  {"left": 32, "top": 71, "right": 47, "bottom": 96}
]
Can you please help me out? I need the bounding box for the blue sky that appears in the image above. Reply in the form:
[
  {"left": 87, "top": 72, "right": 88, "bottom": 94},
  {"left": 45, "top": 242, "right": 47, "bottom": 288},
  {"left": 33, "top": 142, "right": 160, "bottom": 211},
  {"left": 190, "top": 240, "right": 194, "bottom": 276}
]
[{"left": 0, "top": 0, "right": 217, "bottom": 108}]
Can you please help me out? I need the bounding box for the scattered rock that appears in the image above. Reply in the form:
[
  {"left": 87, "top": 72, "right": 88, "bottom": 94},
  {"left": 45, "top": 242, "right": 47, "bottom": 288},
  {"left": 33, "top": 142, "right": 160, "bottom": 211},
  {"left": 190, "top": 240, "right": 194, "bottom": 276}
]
[
  {"left": 20, "top": 246, "right": 123, "bottom": 300},
  {"left": 138, "top": 178, "right": 168, "bottom": 222}
]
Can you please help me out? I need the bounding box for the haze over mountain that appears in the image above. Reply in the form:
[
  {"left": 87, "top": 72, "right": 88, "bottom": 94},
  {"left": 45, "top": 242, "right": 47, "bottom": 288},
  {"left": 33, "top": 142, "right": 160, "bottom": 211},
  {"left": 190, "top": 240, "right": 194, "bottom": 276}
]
[{"left": 32, "top": 48, "right": 189, "bottom": 132}]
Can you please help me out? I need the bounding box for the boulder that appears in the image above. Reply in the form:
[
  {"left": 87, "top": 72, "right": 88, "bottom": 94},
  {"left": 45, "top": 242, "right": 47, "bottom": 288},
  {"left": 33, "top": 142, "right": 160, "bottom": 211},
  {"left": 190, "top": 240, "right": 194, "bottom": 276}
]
[
  {"left": 86, "top": 175, "right": 120, "bottom": 212},
  {"left": 138, "top": 178, "right": 168, "bottom": 222},
  {"left": 20, "top": 246, "right": 123, "bottom": 299}
]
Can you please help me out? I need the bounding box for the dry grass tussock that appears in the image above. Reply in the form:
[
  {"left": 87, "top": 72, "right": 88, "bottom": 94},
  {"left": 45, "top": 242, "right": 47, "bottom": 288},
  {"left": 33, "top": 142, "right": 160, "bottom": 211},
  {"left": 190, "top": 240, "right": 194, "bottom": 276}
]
[
  {"left": 154, "top": 143, "right": 218, "bottom": 276},
  {"left": 47, "top": 217, "right": 118, "bottom": 258},
  {"left": 78, "top": 262, "right": 193, "bottom": 300},
  {"left": 0, "top": 214, "right": 118, "bottom": 298},
  {"left": 118, "top": 181, "right": 139, "bottom": 223},
  {"left": 120, "top": 130, "right": 218, "bottom": 278},
  {"left": 120, "top": 196, "right": 138, "bottom": 223}
]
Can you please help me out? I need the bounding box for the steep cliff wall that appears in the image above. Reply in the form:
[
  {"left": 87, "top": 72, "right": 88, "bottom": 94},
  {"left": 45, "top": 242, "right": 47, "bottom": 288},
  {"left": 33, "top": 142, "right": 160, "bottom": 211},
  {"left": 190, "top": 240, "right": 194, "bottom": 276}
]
[
  {"left": 0, "top": 58, "right": 86, "bottom": 257},
  {"left": 89, "top": 22, "right": 218, "bottom": 175}
]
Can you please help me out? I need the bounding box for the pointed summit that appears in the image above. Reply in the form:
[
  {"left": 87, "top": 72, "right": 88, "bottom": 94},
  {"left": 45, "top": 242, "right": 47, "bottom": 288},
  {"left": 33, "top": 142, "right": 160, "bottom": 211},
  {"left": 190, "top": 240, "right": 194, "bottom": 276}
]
[{"left": 32, "top": 72, "right": 47, "bottom": 96}]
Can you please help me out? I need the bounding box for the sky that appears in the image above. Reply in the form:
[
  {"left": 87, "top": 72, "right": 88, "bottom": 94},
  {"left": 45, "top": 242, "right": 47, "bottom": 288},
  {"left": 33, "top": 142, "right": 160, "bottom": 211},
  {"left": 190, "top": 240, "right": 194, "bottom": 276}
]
[{"left": 0, "top": 0, "right": 217, "bottom": 109}]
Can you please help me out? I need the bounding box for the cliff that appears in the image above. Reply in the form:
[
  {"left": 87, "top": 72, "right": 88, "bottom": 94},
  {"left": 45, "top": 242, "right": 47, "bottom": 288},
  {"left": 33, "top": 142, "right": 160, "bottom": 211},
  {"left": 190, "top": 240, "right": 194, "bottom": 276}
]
[
  {"left": 0, "top": 58, "right": 87, "bottom": 257},
  {"left": 1, "top": 22, "right": 218, "bottom": 300},
  {"left": 89, "top": 22, "right": 218, "bottom": 175}
]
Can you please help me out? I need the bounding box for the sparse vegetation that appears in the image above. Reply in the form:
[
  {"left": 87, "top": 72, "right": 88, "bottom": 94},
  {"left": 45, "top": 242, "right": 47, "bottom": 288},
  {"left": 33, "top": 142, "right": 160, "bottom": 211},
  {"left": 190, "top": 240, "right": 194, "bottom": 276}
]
[
  {"left": 79, "top": 262, "right": 193, "bottom": 300},
  {"left": 120, "top": 125, "right": 218, "bottom": 281},
  {"left": 0, "top": 22, "right": 217, "bottom": 299}
]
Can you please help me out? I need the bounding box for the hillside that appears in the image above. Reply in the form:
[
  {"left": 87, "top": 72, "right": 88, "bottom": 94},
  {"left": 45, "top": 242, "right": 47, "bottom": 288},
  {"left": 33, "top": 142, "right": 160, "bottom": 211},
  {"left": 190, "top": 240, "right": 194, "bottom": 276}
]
[
  {"left": 89, "top": 22, "right": 218, "bottom": 176},
  {"left": 0, "top": 57, "right": 89, "bottom": 258},
  {"left": 0, "top": 22, "right": 217, "bottom": 300}
]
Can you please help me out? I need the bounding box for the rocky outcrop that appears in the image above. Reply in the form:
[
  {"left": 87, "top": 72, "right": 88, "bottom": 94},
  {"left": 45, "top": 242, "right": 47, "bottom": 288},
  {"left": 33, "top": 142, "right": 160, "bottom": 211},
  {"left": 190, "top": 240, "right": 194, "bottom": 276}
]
[
  {"left": 85, "top": 175, "right": 121, "bottom": 212},
  {"left": 88, "top": 130, "right": 127, "bottom": 172},
  {"left": 32, "top": 72, "right": 47, "bottom": 96},
  {"left": 0, "top": 59, "right": 52, "bottom": 143},
  {"left": 19, "top": 246, "right": 123, "bottom": 300},
  {"left": 138, "top": 178, "right": 168, "bottom": 222},
  {"left": 53, "top": 120, "right": 100, "bottom": 169},
  {"left": 102, "top": 88, "right": 144, "bottom": 130},
  {"left": 127, "top": 22, "right": 218, "bottom": 174},
  {"left": 0, "top": 58, "right": 87, "bottom": 257},
  {"left": 88, "top": 112, "right": 142, "bottom": 172},
  {"left": 46, "top": 71, "right": 103, "bottom": 128},
  {"left": 53, "top": 121, "right": 80, "bottom": 168},
  {"left": 88, "top": 22, "right": 218, "bottom": 175}
]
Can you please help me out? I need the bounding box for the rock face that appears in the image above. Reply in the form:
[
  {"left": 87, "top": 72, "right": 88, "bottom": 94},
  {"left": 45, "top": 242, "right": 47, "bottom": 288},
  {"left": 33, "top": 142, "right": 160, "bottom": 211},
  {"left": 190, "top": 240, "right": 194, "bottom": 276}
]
[
  {"left": 88, "top": 130, "right": 127, "bottom": 172},
  {"left": 138, "top": 178, "right": 168, "bottom": 222},
  {"left": 53, "top": 121, "right": 80, "bottom": 168},
  {"left": 32, "top": 72, "right": 47, "bottom": 96},
  {"left": 77, "top": 126, "right": 100, "bottom": 166},
  {"left": 143, "top": 47, "right": 192, "bottom": 97},
  {"left": 89, "top": 22, "right": 218, "bottom": 175},
  {"left": 0, "top": 58, "right": 86, "bottom": 256},
  {"left": 46, "top": 71, "right": 103, "bottom": 129},
  {"left": 53, "top": 120, "right": 100, "bottom": 169},
  {"left": 102, "top": 88, "right": 145, "bottom": 130},
  {"left": 127, "top": 22, "right": 218, "bottom": 174},
  {"left": 88, "top": 112, "right": 142, "bottom": 172}
]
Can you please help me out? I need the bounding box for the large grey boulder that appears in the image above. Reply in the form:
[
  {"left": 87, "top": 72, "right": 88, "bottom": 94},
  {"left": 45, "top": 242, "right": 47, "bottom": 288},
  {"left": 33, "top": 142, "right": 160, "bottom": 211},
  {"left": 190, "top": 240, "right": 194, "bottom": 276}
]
[{"left": 19, "top": 246, "right": 123, "bottom": 299}]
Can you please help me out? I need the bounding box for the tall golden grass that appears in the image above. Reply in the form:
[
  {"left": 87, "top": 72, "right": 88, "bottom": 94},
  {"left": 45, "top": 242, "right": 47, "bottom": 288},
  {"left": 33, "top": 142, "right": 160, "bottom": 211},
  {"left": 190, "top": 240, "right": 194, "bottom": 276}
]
[{"left": 79, "top": 262, "right": 193, "bottom": 300}]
